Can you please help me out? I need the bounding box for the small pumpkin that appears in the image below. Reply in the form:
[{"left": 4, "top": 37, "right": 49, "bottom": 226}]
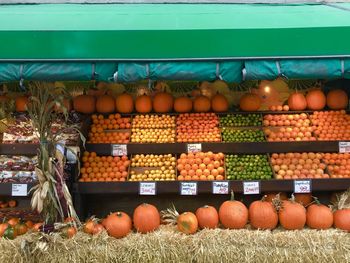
[
  {"left": 249, "top": 196, "right": 278, "bottom": 230},
  {"left": 92, "top": 224, "right": 104, "bottom": 235},
  {"left": 73, "top": 95, "right": 96, "bottom": 114},
  {"left": 153, "top": 92, "right": 174, "bottom": 113},
  {"left": 8, "top": 200, "right": 17, "bottom": 208},
  {"left": 0, "top": 223, "right": 9, "bottom": 237},
  {"left": 239, "top": 93, "right": 261, "bottom": 111},
  {"left": 219, "top": 192, "right": 248, "bottom": 229},
  {"left": 15, "top": 96, "right": 29, "bottom": 112},
  {"left": 96, "top": 95, "right": 115, "bottom": 113},
  {"left": 211, "top": 93, "right": 229, "bottom": 112},
  {"left": 279, "top": 199, "right": 306, "bottom": 230},
  {"left": 288, "top": 92, "right": 307, "bottom": 111},
  {"left": 306, "top": 89, "right": 326, "bottom": 110},
  {"left": 15, "top": 223, "right": 28, "bottom": 236},
  {"left": 62, "top": 226, "right": 77, "bottom": 239},
  {"left": 306, "top": 200, "right": 333, "bottom": 230},
  {"left": 333, "top": 208, "right": 350, "bottom": 231},
  {"left": 135, "top": 94, "right": 152, "bottom": 113},
  {"left": 104, "top": 212, "right": 132, "bottom": 238},
  {"left": 294, "top": 193, "right": 313, "bottom": 207},
  {"left": 133, "top": 203, "right": 160, "bottom": 233},
  {"left": 115, "top": 92, "right": 134, "bottom": 113},
  {"left": 195, "top": 205, "right": 219, "bottom": 229},
  {"left": 264, "top": 192, "right": 288, "bottom": 202},
  {"left": 193, "top": 95, "right": 211, "bottom": 112},
  {"left": 32, "top": 222, "right": 43, "bottom": 232},
  {"left": 83, "top": 220, "right": 96, "bottom": 234},
  {"left": 7, "top": 217, "right": 19, "bottom": 227},
  {"left": 177, "top": 212, "right": 198, "bottom": 234},
  {"left": 174, "top": 96, "right": 193, "bottom": 113},
  {"left": 25, "top": 220, "right": 34, "bottom": 229},
  {"left": 327, "top": 89, "right": 348, "bottom": 110}
]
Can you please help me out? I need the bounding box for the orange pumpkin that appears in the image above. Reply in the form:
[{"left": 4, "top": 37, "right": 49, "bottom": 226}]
[
  {"left": 7, "top": 217, "right": 19, "bottom": 227},
  {"left": 195, "top": 205, "right": 219, "bottom": 229},
  {"left": 15, "top": 96, "right": 29, "bottom": 112},
  {"left": 333, "top": 208, "right": 350, "bottom": 231},
  {"left": 63, "top": 226, "right": 77, "bottom": 239},
  {"left": 73, "top": 95, "right": 96, "bottom": 114},
  {"left": 279, "top": 200, "right": 306, "bottom": 230},
  {"left": 83, "top": 220, "right": 96, "bottom": 234},
  {"left": 219, "top": 195, "right": 248, "bottom": 229},
  {"left": 211, "top": 93, "right": 229, "bottom": 112},
  {"left": 133, "top": 203, "right": 160, "bottom": 233},
  {"left": 174, "top": 96, "right": 193, "bottom": 113},
  {"left": 14, "top": 223, "right": 28, "bottom": 236},
  {"left": 294, "top": 193, "right": 313, "bottom": 207},
  {"left": 326, "top": 89, "right": 348, "bottom": 110},
  {"left": 8, "top": 200, "right": 17, "bottom": 208},
  {"left": 104, "top": 212, "right": 132, "bottom": 238},
  {"left": 193, "top": 95, "right": 211, "bottom": 112},
  {"left": 0, "top": 223, "right": 9, "bottom": 237},
  {"left": 177, "top": 212, "right": 198, "bottom": 234},
  {"left": 264, "top": 192, "right": 288, "bottom": 202},
  {"left": 135, "top": 94, "right": 152, "bottom": 113},
  {"left": 115, "top": 92, "right": 134, "bottom": 113},
  {"left": 25, "top": 220, "right": 34, "bottom": 229},
  {"left": 153, "top": 92, "right": 174, "bottom": 113},
  {"left": 32, "top": 223, "right": 43, "bottom": 232},
  {"left": 239, "top": 93, "right": 261, "bottom": 111},
  {"left": 96, "top": 95, "right": 115, "bottom": 113},
  {"left": 92, "top": 224, "right": 104, "bottom": 235},
  {"left": 306, "top": 203, "right": 333, "bottom": 230},
  {"left": 249, "top": 196, "right": 278, "bottom": 230},
  {"left": 306, "top": 89, "right": 326, "bottom": 110},
  {"left": 288, "top": 92, "right": 307, "bottom": 111}
]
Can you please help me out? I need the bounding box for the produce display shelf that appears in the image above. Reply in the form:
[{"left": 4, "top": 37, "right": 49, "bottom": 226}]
[
  {"left": 0, "top": 182, "right": 36, "bottom": 196},
  {"left": 0, "top": 143, "right": 39, "bottom": 155},
  {"left": 85, "top": 141, "right": 347, "bottom": 155},
  {"left": 73, "top": 178, "right": 350, "bottom": 195}
]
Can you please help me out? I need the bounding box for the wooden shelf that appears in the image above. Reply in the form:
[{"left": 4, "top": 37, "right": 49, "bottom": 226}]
[
  {"left": 73, "top": 179, "right": 350, "bottom": 195},
  {"left": 0, "top": 182, "right": 36, "bottom": 196}
]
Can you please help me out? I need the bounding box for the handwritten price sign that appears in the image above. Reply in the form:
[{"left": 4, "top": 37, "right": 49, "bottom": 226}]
[
  {"left": 243, "top": 181, "right": 260, "bottom": 195},
  {"left": 12, "top": 184, "right": 28, "bottom": 196},
  {"left": 212, "top": 181, "right": 229, "bottom": 194},
  {"left": 112, "top": 144, "right": 128, "bottom": 156},
  {"left": 339, "top": 142, "right": 350, "bottom": 153},
  {"left": 187, "top": 144, "right": 202, "bottom": 153},
  {"left": 180, "top": 182, "right": 197, "bottom": 195},
  {"left": 139, "top": 182, "right": 156, "bottom": 195},
  {"left": 294, "top": 180, "right": 311, "bottom": 193}
]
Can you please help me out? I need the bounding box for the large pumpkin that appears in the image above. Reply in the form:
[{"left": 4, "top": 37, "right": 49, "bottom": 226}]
[
  {"left": 15, "top": 96, "right": 29, "bottom": 112},
  {"left": 239, "top": 93, "right": 261, "bottom": 111},
  {"left": 306, "top": 203, "right": 333, "bottom": 230},
  {"left": 177, "top": 212, "right": 198, "bottom": 234},
  {"left": 195, "top": 205, "right": 219, "bottom": 229},
  {"left": 279, "top": 200, "right": 306, "bottom": 230},
  {"left": 219, "top": 196, "right": 248, "bottom": 229},
  {"left": 96, "top": 95, "right": 115, "bottom": 113},
  {"left": 73, "top": 95, "right": 96, "bottom": 114},
  {"left": 306, "top": 89, "right": 326, "bottom": 110},
  {"left": 153, "top": 92, "right": 174, "bottom": 113},
  {"left": 135, "top": 94, "right": 152, "bottom": 113},
  {"left": 193, "top": 95, "right": 211, "bottom": 112},
  {"left": 326, "top": 89, "right": 348, "bottom": 110},
  {"left": 174, "top": 96, "right": 192, "bottom": 113},
  {"left": 211, "top": 93, "right": 229, "bottom": 112},
  {"left": 133, "top": 203, "right": 160, "bottom": 233},
  {"left": 249, "top": 197, "right": 278, "bottom": 230},
  {"left": 103, "top": 212, "right": 132, "bottom": 238},
  {"left": 288, "top": 92, "right": 307, "bottom": 111},
  {"left": 333, "top": 208, "right": 350, "bottom": 231},
  {"left": 294, "top": 193, "right": 313, "bottom": 207},
  {"left": 115, "top": 93, "right": 134, "bottom": 113}
]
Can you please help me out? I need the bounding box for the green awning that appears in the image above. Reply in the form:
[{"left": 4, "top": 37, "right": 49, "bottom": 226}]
[{"left": 0, "top": 3, "right": 350, "bottom": 60}]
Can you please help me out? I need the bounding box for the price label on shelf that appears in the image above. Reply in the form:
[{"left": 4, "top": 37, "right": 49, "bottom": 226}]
[
  {"left": 11, "top": 184, "right": 28, "bottom": 196},
  {"left": 294, "top": 180, "right": 311, "bottom": 194},
  {"left": 180, "top": 182, "right": 197, "bottom": 195},
  {"left": 212, "top": 181, "right": 229, "bottom": 194},
  {"left": 187, "top": 144, "right": 202, "bottom": 153},
  {"left": 243, "top": 181, "right": 260, "bottom": 195},
  {"left": 111, "top": 144, "right": 128, "bottom": 156},
  {"left": 339, "top": 142, "right": 350, "bottom": 153},
  {"left": 139, "top": 182, "right": 156, "bottom": 195}
]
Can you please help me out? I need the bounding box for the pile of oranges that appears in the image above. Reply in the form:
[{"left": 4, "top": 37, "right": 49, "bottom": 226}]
[
  {"left": 177, "top": 151, "right": 225, "bottom": 181},
  {"left": 79, "top": 151, "right": 130, "bottom": 182},
  {"left": 88, "top": 114, "right": 131, "bottom": 143},
  {"left": 311, "top": 111, "right": 350, "bottom": 141},
  {"left": 321, "top": 153, "right": 350, "bottom": 178}
]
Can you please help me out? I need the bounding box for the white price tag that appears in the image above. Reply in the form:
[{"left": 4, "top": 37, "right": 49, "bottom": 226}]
[
  {"left": 212, "top": 181, "right": 229, "bottom": 194},
  {"left": 187, "top": 143, "right": 202, "bottom": 153},
  {"left": 243, "top": 181, "right": 260, "bottom": 195},
  {"left": 11, "top": 184, "right": 28, "bottom": 196},
  {"left": 339, "top": 142, "right": 350, "bottom": 153},
  {"left": 180, "top": 182, "right": 197, "bottom": 195},
  {"left": 139, "top": 182, "right": 156, "bottom": 195},
  {"left": 294, "top": 180, "right": 311, "bottom": 193},
  {"left": 112, "top": 144, "right": 128, "bottom": 156}
]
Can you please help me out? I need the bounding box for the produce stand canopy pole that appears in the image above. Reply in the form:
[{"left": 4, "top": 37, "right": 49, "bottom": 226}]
[{"left": 0, "top": 3, "right": 350, "bottom": 60}]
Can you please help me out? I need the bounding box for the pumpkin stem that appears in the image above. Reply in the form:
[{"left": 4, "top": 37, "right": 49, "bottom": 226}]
[
  {"left": 290, "top": 193, "right": 296, "bottom": 203},
  {"left": 116, "top": 212, "right": 123, "bottom": 217},
  {"left": 309, "top": 196, "right": 320, "bottom": 207},
  {"left": 261, "top": 195, "right": 267, "bottom": 202},
  {"left": 272, "top": 193, "right": 283, "bottom": 212},
  {"left": 230, "top": 190, "right": 235, "bottom": 201}
]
